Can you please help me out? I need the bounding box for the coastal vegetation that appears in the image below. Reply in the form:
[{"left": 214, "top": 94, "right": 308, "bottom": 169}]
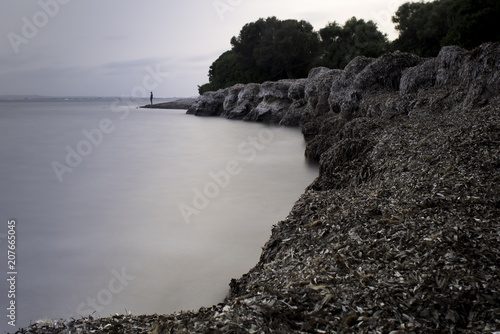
[
  {"left": 392, "top": 0, "right": 500, "bottom": 56},
  {"left": 198, "top": 0, "right": 500, "bottom": 94}
]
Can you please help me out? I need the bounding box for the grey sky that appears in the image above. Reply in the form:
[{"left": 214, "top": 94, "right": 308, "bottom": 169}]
[{"left": 0, "top": 0, "right": 421, "bottom": 98}]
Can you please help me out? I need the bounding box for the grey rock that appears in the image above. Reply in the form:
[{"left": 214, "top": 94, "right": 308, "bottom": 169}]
[
  {"left": 243, "top": 80, "right": 294, "bottom": 123},
  {"left": 280, "top": 79, "right": 307, "bottom": 126},
  {"left": 186, "top": 88, "right": 228, "bottom": 116},
  {"left": 187, "top": 43, "right": 500, "bottom": 155},
  {"left": 222, "top": 84, "right": 245, "bottom": 114}
]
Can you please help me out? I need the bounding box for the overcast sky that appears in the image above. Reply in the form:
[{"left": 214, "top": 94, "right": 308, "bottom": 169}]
[{"left": 0, "top": 0, "right": 423, "bottom": 98}]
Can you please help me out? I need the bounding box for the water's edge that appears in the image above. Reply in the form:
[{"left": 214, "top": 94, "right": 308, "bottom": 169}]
[{"left": 13, "top": 43, "right": 500, "bottom": 333}]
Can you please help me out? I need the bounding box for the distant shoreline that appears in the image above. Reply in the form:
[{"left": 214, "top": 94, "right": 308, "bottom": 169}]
[{"left": 140, "top": 97, "right": 197, "bottom": 110}]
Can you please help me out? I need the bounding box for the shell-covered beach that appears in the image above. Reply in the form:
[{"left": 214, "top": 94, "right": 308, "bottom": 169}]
[{"left": 15, "top": 44, "right": 500, "bottom": 333}]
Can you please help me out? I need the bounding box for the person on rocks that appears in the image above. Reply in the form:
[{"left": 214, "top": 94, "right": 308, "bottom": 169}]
[{"left": 150, "top": 92, "right": 153, "bottom": 105}]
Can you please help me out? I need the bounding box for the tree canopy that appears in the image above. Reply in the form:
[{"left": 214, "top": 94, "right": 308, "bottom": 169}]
[
  {"left": 392, "top": 0, "right": 500, "bottom": 56},
  {"left": 199, "top": 17, "right": 321, "bottom": 93},
  {"left": 199, "top": 16, "right": 387, "bottom": 94},
  {"left": 392, "top": 0, "right": 453, "bottom": 57},
  {"left": 228, "top": 17, "right": 320, "bottom": 82},
  {"left": 317, "top": 17, "right": 389, "bottom": 69},
  {"left": 198, "top": 1, "right": 500, "bottom": 94},
  {"left": 442, "top": 0, "right": 500, "bottom": 49}
]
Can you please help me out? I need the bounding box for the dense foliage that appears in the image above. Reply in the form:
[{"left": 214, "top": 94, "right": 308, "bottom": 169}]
[
  {"left": 316, "top": 17, "right": 389, "bottom": 69},
  {"left": 392, "top": 0, "right": 500, "bottom": 56},
  {"left": 231, "top": 17, "right": 320, "bottom": 82},
  {"left": 198, "top": 0, "right": 500, "bottom": 94},
  {"left": 199, "top": 17, "right": 322, "bottom": 94},
  {"left": 442, "top": 0, "right": 500, "bottom": 49},
  {"left": 198, "top": 16, "right": 386, "bottom": 94},
  {"left": 197, "top": 51, "right": 244, "bottom": 94},
  {"left": 391, "top": 0, "right": 453, "bottom": 57}
]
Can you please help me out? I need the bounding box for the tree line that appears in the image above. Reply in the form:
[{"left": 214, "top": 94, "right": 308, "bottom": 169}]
[{"left": 198, "top": 0, "right": 499, "bottom": 94}]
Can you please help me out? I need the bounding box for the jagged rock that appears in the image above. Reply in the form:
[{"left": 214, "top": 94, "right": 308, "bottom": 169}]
[
  {"left": 303, "top": 115, "right": 347, "bottom": 160},
  {"left": 333, "top": 51, "right": 422, "bottom": 120},
  {"left": 329, "top": 56, "right": 374, "bottom": 114},
  {"left": 186, "top": 88, "right": 227, "bottom": 116},
  {"left": 243, "top": 80, "right": 294, "bottom": 123},
  {"left": 463, "top": 43, "right": 500, "bottom": 106},
  {"left": 353, "top": 51, "right": 423, "bottom": 92},
  {"left": 225, "top": 83, "right": 261, "bottom": 120},
  {"left": 302, "top": 52, "right": 418, "bottom": 159},
  {"left": 400, "top": 58, "right": 438, "bottom": 96},
  {"left": 401, "top": 43, "right": 500, "bottom": 113},
  {"left": 435, "top": 45, "right": 468, "bottom": 86},
  {"left": 221, "top": 84, "right": 245, "bottom": 115},
  {"left": 280, "top": 79, "right": 308, "bottom": 126},
  {"left": 304, "top": 67, "right": 342, "bottom": 119},
  {"left": 439, "top": 43, "right": 500, "bottom": 109}
]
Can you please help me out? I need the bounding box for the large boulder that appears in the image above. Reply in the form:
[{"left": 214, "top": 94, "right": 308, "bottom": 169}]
[
  {"left": 186, "top": 88, "right": 227, "bottom": 116},
  {"left": 243, "top": 80, "right": 295, "bottom": 123},
  {"left": 304, "top": 67, "right": 343, "bottom": 119},
  {"left": 221, "top": 84, "right": 245, "bottom": 114},
  {"left": 303, "top": 53, "right": 422, "bottom": 160},
  {"left": 223, "top": 83, "right": 262, "bottom": 120},
  {"left": 280, "top": 79, "right": 308, "bottom": 126},
  {"left": 329, "top": 51, "right": 423, "bottom": 120},
  {"left": 401, "top": 43, "right": 500, "bottom": 111},
  {"left": 188, "top": 43, "right": 500, "bottom": 139},
  {"left": 329, "top": 56, "right": 375, "bottom": 114}
]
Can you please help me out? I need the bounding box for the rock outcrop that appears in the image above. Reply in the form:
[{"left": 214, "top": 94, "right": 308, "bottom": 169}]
[
  {"left": 187, "top": 80, "right": 298, "bottom": 123},
  {"left": 188, "top": 43, "right": 500, "bottom": 165},
  {"left": 17, "top": 43, "right": 500, "bottom": 334},
  {"left": 188, "top": 43, "right": 499, "bottom": 128},
  {"left": 179, "top": 43, "right": 500, "bottom": 333},
  {"left": 141, "top": 97, "right": 197, "bottom": 110},
  {"left": 186, "top": 89, "right": 227, "bottom": 116}
]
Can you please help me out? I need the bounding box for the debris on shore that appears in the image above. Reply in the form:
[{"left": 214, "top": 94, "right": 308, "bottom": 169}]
[{"left": 15, "top": 44, "right": 500, "bottom": 333}]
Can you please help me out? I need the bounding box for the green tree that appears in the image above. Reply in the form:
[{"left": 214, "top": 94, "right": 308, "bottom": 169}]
[
  {"left": 443, "top": 0, "right": 500, "bottom": 49},
  {"left": 392, "top": 0, "right": 453, "bottom": 57},
  {"left": 316, "top": 17, "right": 389, "bottom": 69},
  {"left": 254, "top": 18, "right": 320, "bottom": 79},
  {"left": 231, "top": 17, "right": 320, "bottom": 80},
  {"left": 230, "top": 17, "right": 269, "bottom": 73},
  {"left": 198, "top": 50, "right": 243, "bottom": 94},
  {"left": 199, "top": 17, "right": 320, "bottom": 93}
]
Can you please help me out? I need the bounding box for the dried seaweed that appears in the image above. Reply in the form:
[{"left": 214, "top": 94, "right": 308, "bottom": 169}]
[
  {"left": 19, "top": 92, "right": 500, "bottom": 334},
  {"left": 15, "top": 46, "right": 500, "bottom": 333}
]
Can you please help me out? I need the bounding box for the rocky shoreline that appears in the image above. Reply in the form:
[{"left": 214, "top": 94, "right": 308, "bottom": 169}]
[{"left": 15, "top": 44, "right": 499, "bottom": 333}]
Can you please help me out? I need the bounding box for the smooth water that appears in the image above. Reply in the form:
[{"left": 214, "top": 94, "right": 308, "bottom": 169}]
[{"left": 0, "top": 99, "right": 317, "bottom": 330}]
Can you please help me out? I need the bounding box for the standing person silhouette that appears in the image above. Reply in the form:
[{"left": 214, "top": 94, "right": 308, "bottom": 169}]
[{"left": 150, "top": 92, "right": 153, "bottom": 105}]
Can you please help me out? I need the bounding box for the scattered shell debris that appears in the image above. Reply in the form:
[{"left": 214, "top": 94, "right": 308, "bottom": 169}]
[
  {"left": 15, "top": 96, "right": 499, "bottom": 334},
  {"left": 13, "top": 46, "right": 500, "bottom": 333}
]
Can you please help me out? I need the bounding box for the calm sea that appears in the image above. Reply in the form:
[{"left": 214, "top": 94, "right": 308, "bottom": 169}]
[{"left": 0, "top": 98, "right": 317, "bottom": 331}]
